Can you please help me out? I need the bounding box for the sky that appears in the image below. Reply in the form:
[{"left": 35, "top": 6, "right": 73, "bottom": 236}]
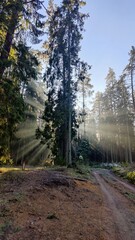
[
  {"left": 79, "top": 0, "right": 135, "bottom": 92},
  {"left": 43, "top": 0, "right": 135, "bottom": 93}
]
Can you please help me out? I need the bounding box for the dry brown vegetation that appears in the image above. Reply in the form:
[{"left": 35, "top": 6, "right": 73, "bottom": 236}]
[{"left": 0, "top": 168, "right": 135, "bottom": 240}]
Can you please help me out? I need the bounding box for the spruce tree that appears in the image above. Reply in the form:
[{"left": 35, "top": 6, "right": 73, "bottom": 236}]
[
  {"left": 39, "top": 0, "right": 88, "bottom": 165},
  {"left": 0, "top": 0, "right": 45, "bottom": 80},
  {"left": 0, "top": 0, "right": 45, "bottom": 163},
  {"left": 78, "top": 61, "right": 93, "bottom": 136},
  {"left": 0, "top": 42, "right": 40, "bottom": 163},
  {"left": 124, "top": 46, "right": 135, "bottom": 112}
]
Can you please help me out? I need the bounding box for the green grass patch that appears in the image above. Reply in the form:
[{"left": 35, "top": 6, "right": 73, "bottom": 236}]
[
  {"left": 113, "top": 166, "right": 135, "bottom": 185},
  {"left": 0, "top": 167, "right": 21, "bottom": 174},
  {"left": 0, "top": 166, "right": 47, "bottom": 174},
  {"left": 112, "top": 166, "right": 127, "bottom": 177}
]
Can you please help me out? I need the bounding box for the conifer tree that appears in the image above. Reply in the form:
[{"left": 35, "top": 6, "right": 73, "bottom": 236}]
[
  {"left": 78, "top": 61, "right": 93, "bottom": 136},
  {"left": 0, "top": 0, "right": 45, "bottom": 163},
  {"left": 39, "top": 0, "right": 88, "bottom": 165},
  {"left": 116, "top": 75, "right": 133, "bottom": 163},
  {"left": 124, "top": 46, "right": 135, "bottom": 112},
  {"left": 0, "top": 0, "right": 45, "bottom": 80},
  {"left": 0, "top": 41, "right": 40, "bottom": 163}
]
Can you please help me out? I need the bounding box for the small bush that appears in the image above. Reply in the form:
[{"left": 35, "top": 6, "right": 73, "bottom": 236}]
[
  {"left": 126, "top": 171, "right": 135, "bottom": 184},
  {"left": 112, "top": 166, "right": 127, "bottom": 177},
  {"left": 121, "top": 162, "right": 129, "bottom": 167},
  {"left": 0, "top": 156, "right": 13, "bottom": 166}
]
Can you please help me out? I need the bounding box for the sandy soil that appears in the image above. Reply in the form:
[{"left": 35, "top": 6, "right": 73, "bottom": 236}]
[{"left": 0, "top": 169, "right": 135, "bottom": 240}]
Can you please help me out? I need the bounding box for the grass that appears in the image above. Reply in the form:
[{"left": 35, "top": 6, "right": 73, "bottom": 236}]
[
  {"left": 0, "top": 167, "right": 21, "bottom": 174},
  {"left": 1, "top": 170, "right": 25, "bottom": 183},
  {"left": 0, "top": 221, "right": 21, "bottom": 237},
  {"left": 66, "top": 164, "right": 92, "bottom": 180},
  {"left": 113, "top": 165, "right": 135, "bottom": 185},
  {"left": 40, "top": 163, "right": 92, "bottom": 180},
  {"left": 112, "top": 166, "right": 127, "bottom": 177},
  {"left": 0, "top": 164, "right": 93, "bottom": 182},
  {"left": 124, "top": 191, "right": 135, "bottom": 200},
  {"left": 0, "top": 166, "right": 47, "bottom": 174},
  {"left": 8, "top": 192, "right": 25, "bottom": 203},
  {"left": 0, "top": 204, "right": 10, "bottom": 217},
  {"left": 0, "top": 221, "right": 12, "bottom": 237}
]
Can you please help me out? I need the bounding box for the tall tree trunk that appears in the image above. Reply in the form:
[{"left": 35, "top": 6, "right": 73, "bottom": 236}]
[
  {"left": 0, "top": 9, "right": 18, "bottom": 80},
  {"left": 131, "top": 68, "right": 135, "bottom": 112},
  {"left": 126, "top": 118, "right": 132, "bottom": 164},
  {"left": 82, "top": 77, "right": 85, "bottom": 136},
  {"left": 67, "top": 10, "right": 72, "bottom": 166},
  {"left": 62, "top": 56, "right": 68, "bottom": 164}
]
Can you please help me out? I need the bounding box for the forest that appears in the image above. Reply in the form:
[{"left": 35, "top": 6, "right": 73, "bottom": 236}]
[
  {"left": 0, "top": 0, "right": 135, "bottom": 168},
  {"left": 1, "top": 1, "right": 135, "bottom": 240}
]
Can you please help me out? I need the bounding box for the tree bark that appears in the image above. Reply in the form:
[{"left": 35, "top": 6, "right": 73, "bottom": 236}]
[
  {"left": 67, "top": 10, "right": 72, "bottom": 166},
  {"left": 131, "top": 68, "right": 135, "bottom": 112},
  {"left": 0, "top": 9, "right": 19, "bottom": 80}
]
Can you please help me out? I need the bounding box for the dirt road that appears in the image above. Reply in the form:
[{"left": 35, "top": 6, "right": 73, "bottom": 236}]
[
  {"left": 93, "top": 169, "right": 135, "bottom": 240},
  {"left": 0, "top": 169, "right": 135, "bottom": 240}
]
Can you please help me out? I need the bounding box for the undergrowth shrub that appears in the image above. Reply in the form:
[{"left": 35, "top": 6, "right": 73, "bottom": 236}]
[
  {"left": 126, "top": 171, "right": 135, "bottom": 184},
  {"left": 112, "top": 166, "right": 127, "bottom": 177}
]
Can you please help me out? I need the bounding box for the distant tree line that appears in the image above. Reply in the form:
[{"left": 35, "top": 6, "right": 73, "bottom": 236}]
[{"left": 85, "top": 47, "right": 135, "bottom": 164}]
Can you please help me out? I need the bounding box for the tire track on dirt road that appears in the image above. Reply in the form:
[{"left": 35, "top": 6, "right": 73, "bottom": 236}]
[{"left": 93, "top": 170, "right": 135, "bottom": 240}]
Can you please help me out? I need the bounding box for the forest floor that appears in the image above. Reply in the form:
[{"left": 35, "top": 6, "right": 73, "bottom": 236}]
[{"left": 0, "top": 167, "right": 135, "bottom": 240}]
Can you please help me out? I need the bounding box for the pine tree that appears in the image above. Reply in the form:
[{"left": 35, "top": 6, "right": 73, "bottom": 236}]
[
  {"left": 124, "top": 46, "right": 135, "bottom": 112},
  {"left": 116, "top": 74, "right": 133, "bottom": 163},
  {"left": 0, "top": 42, "right": 40, "bottom": 163},
  {"left": 0, "top": 0, "right": 45, "bottom": 164},
  {"left": 39, "top": 0, "right": 88, "bottom": 166},
  {"left": 91, "top": 69, "right": 134, "bottom": 164},
  {"left": 0, "top": 0, "right": 45, "bottom": 80},
  {"left": 103, "top": 68, "right": 118, "bottom": 163},
  {"left": 78, "top": 61, "right": 93, "bottom": 136}
]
